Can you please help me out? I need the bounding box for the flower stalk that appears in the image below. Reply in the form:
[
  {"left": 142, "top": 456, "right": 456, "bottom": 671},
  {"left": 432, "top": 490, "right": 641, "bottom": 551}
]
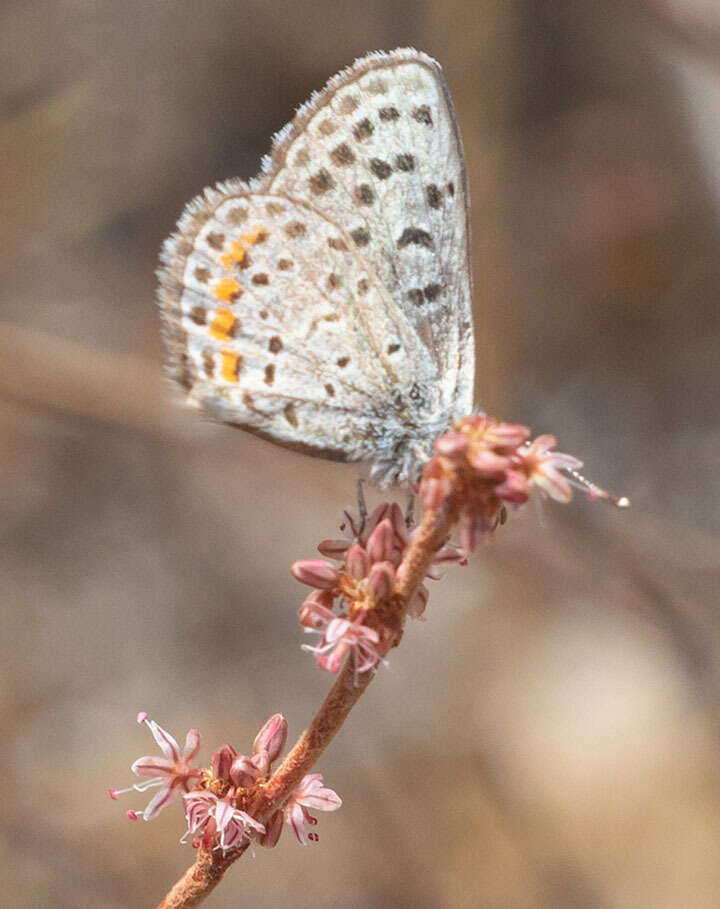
[
  {"left": 107, "top": 415, "right": 625, "bottom": 908},
  {"left": 156, "top": 489, "right": 459, "bottom": 908}
]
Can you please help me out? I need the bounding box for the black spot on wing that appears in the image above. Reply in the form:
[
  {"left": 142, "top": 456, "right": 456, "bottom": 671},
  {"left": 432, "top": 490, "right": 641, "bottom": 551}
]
[{"left": 397, "top": 227, "right": 434, "bottom": 250}]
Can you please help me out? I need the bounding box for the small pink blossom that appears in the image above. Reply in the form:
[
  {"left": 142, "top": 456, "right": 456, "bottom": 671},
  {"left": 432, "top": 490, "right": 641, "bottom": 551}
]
[
  {"left": 261, "top": 773, "right": 342, "bottom": 848},
  {"left": 516, "top": 434, "right": 583, "bottom": 503},
  {"left": 109, "top": 713, "right": 202, "bottom": 820},
  {"left": 302, "top": 613, "right": 381, "bottom": 676},
  {"left": 184, "top": 790, "right": 265, "bottom": 852}
]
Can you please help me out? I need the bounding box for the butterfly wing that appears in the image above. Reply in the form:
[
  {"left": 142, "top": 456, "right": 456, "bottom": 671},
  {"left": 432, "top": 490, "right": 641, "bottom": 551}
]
[
  {"left": 158, "top": 49, "right": 475, "bottom": 484},
  {"left": 259, "top": 48, "right": 475, "bottom": 419},
  {"left": 158, "top": 186, "right": 431, "bottom": 467}
]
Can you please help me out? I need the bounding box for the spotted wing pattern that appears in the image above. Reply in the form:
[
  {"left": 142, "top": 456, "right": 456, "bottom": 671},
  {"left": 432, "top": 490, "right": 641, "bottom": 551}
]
[
  {"left": 158, "top": 49, "right": 474, "bottom": 484},
  {"left": 263, "top": 50, "right": 474, "bottom": 419}
]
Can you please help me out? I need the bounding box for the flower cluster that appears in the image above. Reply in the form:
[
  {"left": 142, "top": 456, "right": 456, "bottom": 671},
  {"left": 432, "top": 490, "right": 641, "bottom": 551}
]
[
  {"left": 292, "top": 503, "right": 465, "bottom": 675},
  {"left": 110, "top": 713, "right": 341, "bottom": 851},
  {"left": 420, "top": 416, "right": 584, "bottom": 550}
]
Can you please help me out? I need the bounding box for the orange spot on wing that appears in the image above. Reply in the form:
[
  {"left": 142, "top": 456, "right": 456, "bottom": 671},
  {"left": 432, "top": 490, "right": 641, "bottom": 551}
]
[
  {"left": 221, "top": 350, "right": 241, "bottom": 383},
  {"left": 219, "top": 239, "right": 247, "bottom": 268},
  {"left": 210, "top": 308, "right": 237, "bottom": 341},
  {"left": 241, "top": 226, "right": 268, "bottom": 245},
  {"left": 213, "top": 277, "right": 241, "bottom": 302}
]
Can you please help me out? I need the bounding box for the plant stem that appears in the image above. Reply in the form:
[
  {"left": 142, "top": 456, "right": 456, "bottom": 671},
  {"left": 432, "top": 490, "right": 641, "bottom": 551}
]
[{"left": 156, "top": 494, "right": 457, "bottom": 909}]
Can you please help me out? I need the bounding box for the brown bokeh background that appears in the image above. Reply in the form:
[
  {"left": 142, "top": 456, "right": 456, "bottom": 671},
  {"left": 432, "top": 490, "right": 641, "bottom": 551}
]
[{"left": 3, "top": 1, "right": 720, "bottom": 906}]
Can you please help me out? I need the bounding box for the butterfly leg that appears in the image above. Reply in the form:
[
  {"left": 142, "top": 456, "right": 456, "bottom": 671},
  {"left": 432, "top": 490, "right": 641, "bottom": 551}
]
[
  {"left": 356, "top": 478, "right": 368, "bottom": 534},
  {"left": 404, "top": 491, "right": 415, "bottom": 528}
]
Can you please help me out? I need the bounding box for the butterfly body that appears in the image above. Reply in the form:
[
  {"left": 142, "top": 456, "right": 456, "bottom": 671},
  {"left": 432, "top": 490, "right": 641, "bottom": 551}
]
[{"left": 158, "top": 49, "right": 474, "bottom": 486}]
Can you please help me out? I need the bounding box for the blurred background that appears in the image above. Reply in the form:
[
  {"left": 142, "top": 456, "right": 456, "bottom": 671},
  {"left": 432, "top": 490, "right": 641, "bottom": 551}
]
[{"left": 2, "top": 1, "right": 720, "bottom": 906}]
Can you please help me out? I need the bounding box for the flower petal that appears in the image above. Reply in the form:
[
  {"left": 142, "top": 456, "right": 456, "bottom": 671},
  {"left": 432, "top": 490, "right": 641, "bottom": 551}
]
[
  {"left": 184, "top": 791, "right": 216, "bottom": 832},
  {"left": 131, "top": 755, "right": 175, "bottom": 777},
  {"left": 236, "top": 809, "right": 265, "bottom": 835},
  {"left": 287, "top": 802, "right": 308, "bottom": 845},
  {"left": 298, "top": 786, "right": 342, "bottom": 812},
  {"left": 533, "top": 467, "right": 573, "bottom": 502},
  {"left": 213, "top": 799, "right": 235, "bottom": 833},
  {"left": 325, "top": 617, "right": 351, "bottom": 644},
  {"left": 146, "top": 719, "right": 181, "bottom": 762},
  {"left": 182, "top": 728, "right": 201, "bottom": 762},
  {"left": 142, "top": 783, "right": 175, "bottom": 820}
]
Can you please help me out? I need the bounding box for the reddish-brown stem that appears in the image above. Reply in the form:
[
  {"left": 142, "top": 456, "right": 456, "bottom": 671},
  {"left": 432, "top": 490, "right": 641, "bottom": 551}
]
[{"left": 157, "top": 494, "right": 458, "bottom": 909}]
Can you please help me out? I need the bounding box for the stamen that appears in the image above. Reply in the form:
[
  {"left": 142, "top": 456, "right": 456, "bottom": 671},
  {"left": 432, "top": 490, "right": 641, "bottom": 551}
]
[
  {"left": 132, "top": 777, "right": 165, "bottom": 792},
  {"left": 127, "top": 810, "right": 139, "bottom": 821},
  {"left": 566, "top": 468, "right": 630, "bottom": 508},
  {"left": 136, "top": 711, "right": 148, "bottom": 724},
  {"left": 109, "top": 785, "right": 136, "bottom": 798}
]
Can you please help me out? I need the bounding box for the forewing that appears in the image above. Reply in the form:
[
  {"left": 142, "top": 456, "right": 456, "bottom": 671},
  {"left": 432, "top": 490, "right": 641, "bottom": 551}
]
[
  {"left": 158, "top": 185, "right": 424, "bottom": 461},
  {"left": 259, "top": 49, "right": 475, "bottom": 416}
]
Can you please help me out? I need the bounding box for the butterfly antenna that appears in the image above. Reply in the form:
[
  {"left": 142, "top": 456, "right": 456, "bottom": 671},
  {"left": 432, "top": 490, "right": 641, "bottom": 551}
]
[{"left": 566, "top": 468, "right": 630, "bottom": 509}]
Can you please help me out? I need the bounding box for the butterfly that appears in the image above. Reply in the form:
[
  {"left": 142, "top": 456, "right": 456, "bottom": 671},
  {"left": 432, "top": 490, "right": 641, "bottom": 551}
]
[{"left": 157, "top": 48, "right": 474, "bottom": 486}]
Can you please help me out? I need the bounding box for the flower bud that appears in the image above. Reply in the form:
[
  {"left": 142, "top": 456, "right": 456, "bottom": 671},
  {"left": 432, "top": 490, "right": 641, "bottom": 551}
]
[
  {"left": 362, "top": 504, "right": 389, "bottom": 540},
  {"left": 345, "top": 544, "right": 370, "bottom": 580},
  {"left": 435, "top": 432, "right": 469, "bottom": 459},
  {"left": 291, "top": 559, "right": 340, "bottom": 589},
  {"left": 495, "top": 470, "right": 530, "bottom": 505},
  {"left": 420, "top": 476, "right": 447, "bottom": 510},
  {"left": 366, "top": 519, "right": 395, "bottom": 563},
  {"left": 407, "top": 585, "right": 429, "bottom": 619},
  {"left": 251, "top": 750, "right": 270, "bottom": 776},
  {"left": 485, "top": 422, "right": 530, "bottom": 451},
  {"left": 317, "top": 538, "right": 350, "bottom": 559},
  {"left": 386, "top": 503, "right": 408, "bottom": 545},
  {"left": 259, "top": 809, "right": 284, "bottom": 848},
  {"left": 469, "top": 449, "right": 509, "bottom": 479},
  {"left": 459, "top": 514, "right": 492, "bottom": 553},
  {"left": 211, "top": 744, "right": 236, "bottom": 781},
  {"left": 367, "top": 561, "right": 395, "bottom": 600},
  {"left": 230, "top": 754, "right": 261, "bottom": 788},
  {"left": 253, "top": 713, "right": 288, "bottom": 764}
]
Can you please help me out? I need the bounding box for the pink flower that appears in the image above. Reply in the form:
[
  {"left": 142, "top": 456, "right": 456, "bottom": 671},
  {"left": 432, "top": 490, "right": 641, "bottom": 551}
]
[
  {"left": 302, "top": 612, "right": 382, "bottom": 676},
  {"left": 184, "top": 791, "right": 265, "bottom": 852},
  {"left": 109, "top": 712, "right": 202, "bottom": 820},
  {"left": 261, "top": 773, "right": 342, "bottom": 847},
  {"left": 284, "top": 773, "right": 342, "bottom": 845},
  {"left": 515, "top": 434, "right": 583, "bottom": 503}
]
